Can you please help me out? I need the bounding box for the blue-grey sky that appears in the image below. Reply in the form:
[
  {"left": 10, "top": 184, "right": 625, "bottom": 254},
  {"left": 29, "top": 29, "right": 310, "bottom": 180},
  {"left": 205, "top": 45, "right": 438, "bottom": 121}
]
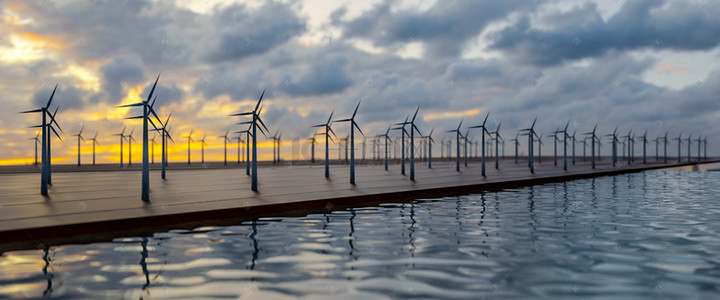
[{"left": 0, "top": 0, "right": 717, "bottom": 163}]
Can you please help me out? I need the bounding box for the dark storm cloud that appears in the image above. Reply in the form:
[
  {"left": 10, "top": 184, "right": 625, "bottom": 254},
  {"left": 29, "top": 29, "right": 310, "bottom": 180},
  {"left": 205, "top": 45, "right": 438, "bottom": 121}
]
[
  {"left": 280, "top": 56, "right": 353, "bottom": 96},
  {"left": 194, "top": 65, "right": 271, "bottom": 101},
  {"left": 491, "top": 0, "right": 720, "bottom": 66},
  {"left": 100, "top": 56, "right": 145, "bottom": 103},
  {"left": 336, "top": 0, "right": 527, "bottom": 58},
  {"left": 145, "top": 82, "right": 183, "bottom": 106},
  {"left": 31, "top": 85, "right": 85, "bottom": 110},
  {"left": 205, "top": 2, "right": 306, "bottom": 62},
  {"left": 16, "top": 0, "right": 187, "bottom": 65}
]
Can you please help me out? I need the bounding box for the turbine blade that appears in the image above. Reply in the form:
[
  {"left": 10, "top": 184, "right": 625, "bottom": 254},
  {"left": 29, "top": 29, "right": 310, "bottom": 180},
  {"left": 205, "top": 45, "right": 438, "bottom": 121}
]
[
  {"left": 327, "top": 110, "right": 334, "bottom": 124},
  {"left": 351, "top": 101, "right": 361, "bottom": 118},
  {"left": 117, "top": 102, "right": 144, "bottom": 108},
  {"left": 20, "top": 108, "right": 44, "bottom": 114},
  {"left": 254, "top": 89, "right": 266, "bottom": 112},
  {"left": 45, "top": 84, "right": 58, "bottom": 108},
  {"left": 146, "top": 73, "right": 161, "bottom": 103}
]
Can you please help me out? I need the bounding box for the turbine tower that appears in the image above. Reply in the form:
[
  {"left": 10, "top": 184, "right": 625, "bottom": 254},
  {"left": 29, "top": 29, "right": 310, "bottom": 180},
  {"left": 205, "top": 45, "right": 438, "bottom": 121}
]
[
  {"left": 127, "top": 129, "right": 136, "bottom": 166},
  {"left": 510, "top": 133, "right": 520, "bottom": 164},
  {"left": 220, "top": 129, "right": 231, "bottom": 166},
  {"left": 392, "top": 116, "right": 409, "bottom": 175},
  {"left": 396, "top": 107, "right": 422, "bottom": 181},
  {"left": 638, "top": 130, "right": 648, "bottom": 164},
  {"left": 491, "top": 123, "right": 503, "bottom": 170},
  {"left": 230, "top": 90, "right": 269, "bottom": 191},
  {"left": 185, "top": 130, "right": 194, "bottom": 165},
  {"left": 519, "top": 117, "right": 539, "bottom": 174},
  {"left": 583, "top": 124, "right": 598, "bottom": 169},
  {"left": 424, "top": 128, "right": 435, "bottom": 169},
  {"left": 20, "top": 85, "right": 60, "bottom": 195},
  {"left": 73, "top": 125, "right": 85, "bottom": 166},
  {"left": 675, "top": 133, "right": 683, "bottom": 163},
  {"left": 447, "top": 120, "right": 464, "bottom": 172},
  {"left": 117, "top": 74, "right": 164, "bottom": 201},
  {"left": 89, "top": 131, "right": 100, "bottom": 166},
  {"left": 335, "top": 102, "right": 363, "bottom": 184},
  {"left": 312, "top": 110, "right": 335, "bottom": 178},
  {"left": 115, "top": 127, "right": 126, "bottom": 167},
  {"left": 469, "top": 113, "right": 491, "bottom": 177},
  {"left": 200, "top": 135, "right": 207, "bottom": 164},
  {"left": 155, "top": 114, "right": 173, "bottom": 180},
  {"left": 30, "top": 132, "right": 41, "bottom": 166}
]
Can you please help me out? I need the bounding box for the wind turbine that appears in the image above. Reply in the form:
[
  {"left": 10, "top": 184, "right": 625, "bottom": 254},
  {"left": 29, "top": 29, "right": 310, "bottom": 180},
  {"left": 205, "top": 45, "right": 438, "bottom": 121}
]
[
  {"left": 200, "top": 135, "right": 207, "bottom": 164},
  {"left": 127, "top": 129, "right": 136, "bottom": 166},
  {"left": 30, "top": 132, "right": 41, "bottom": 166},
  {"left": 392, "top": 116, "right": 409, "bottom": 175},
  {"left": 424, "top": 128, "right": 435, "bottom": 169},
  {"left": 584, "top": 124, "right": 599, "bottom": 169},
  {"left": 686, "top": 134, "right": 692, "bottom": 162},
  {"left": 231, "top": 90, "right": 269, "bottom": 191},
  {"left": 89, "top": 131, "right": 99, "bottom": 166},
  {"left": 623, "top": 130, "right": 633, "bottom": 165},
  {"left": 696, "top": 135, "right": 702, "bottom": 161},
  {"left": 150, "top": 134, "right": 157, "bottom": 164},
  {"left": 335, "top": 102, "right": 363, "bottom": 184},
  {"left": 510, "top": 133, "right": 520, "bottom": 164},
  {"left": 44, "top": 106, "right": 63, "bottom": 186},
  {"left": 491, "top": 123, "right": 503, "bottom": 170},
  {"left": 638, "top": 130, "right": 648, "bottom": 164},
  {"left": 155, "top": 114, "right": 173, "bottom": 180},
  {"left": 185, "top": 130, "right": 194, "bottom": 165},
  {"left": 220, "top": 129, "right": 231, "bottom": 166},
  {"left": 447, "top": 120, "right": 464, "bottom": 172},
  {"left": 115, "top": 127, "right": 126, "bottom": 167},
  {"left": 549, "top": 128, "right": 560, "bottom": 167},
  {"left": 675, "top": 133, "right": 683, "bottom": 163},
  {"left": 560, "top": 122, "right": 569, "bottom": 171},
  {"left": 236, "top": 133, "right": 245, "bottom": 164},
  {"left": 20, "top": 85, "right": 60, "bottom": 195},
  {"left": 663, "top": 131, "right": 669, "bottom": 164},
  {"left": 307, "top": 135, "right": 317, "bottom": 163},
  {"left": 236, "top": 127, "right": 251, "bottom": 175},
  {"left": 654, "top": 134, "right": 660, "bottom": 161},
  {"left": 606, "top": 127, "right": 619, "bottom": 167},
  {"left": 463, "top": 129, "right": 470, "bottom": 167},
  {"left": 312, "top": 110, "right": 336, "bottom": 178},
  {"left": 376, "top": 126, "right": 392, "bottom": 171},
  {"left": 582, "top": 136, "right": 588, "bottom": 161},
  {"left": 72, "top": 125, "right": 85, "bottom": 166},
  {"left": 537, "top": 133, "right": 544, "bottom": 165},
  {"left": 469, "top": 113, "right": 491, "bottom": 177},
  {"left": 519, "top": 117, "right": 539, "bottom": 173},
  {"left": 571, "top": 130, "right": 577, "bottom": 166},
  {"left": 117, "top": 74, "right": 164, "bottom": 201},
  {"left": 396, "top": 107, "right": 422, "bottom": 181}
]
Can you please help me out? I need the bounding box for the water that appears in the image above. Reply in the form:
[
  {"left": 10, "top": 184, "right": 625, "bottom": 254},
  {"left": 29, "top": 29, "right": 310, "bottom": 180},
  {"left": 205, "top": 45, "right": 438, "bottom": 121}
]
[{"left": 1, "top": 171, "right": 720, "bottom": 299}]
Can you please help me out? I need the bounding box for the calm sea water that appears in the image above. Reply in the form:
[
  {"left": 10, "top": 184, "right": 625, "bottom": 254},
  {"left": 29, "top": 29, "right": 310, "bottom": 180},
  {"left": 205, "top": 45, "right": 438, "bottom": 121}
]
[{"left": 1, "top": 171, "right": 719, "bottom": 299}]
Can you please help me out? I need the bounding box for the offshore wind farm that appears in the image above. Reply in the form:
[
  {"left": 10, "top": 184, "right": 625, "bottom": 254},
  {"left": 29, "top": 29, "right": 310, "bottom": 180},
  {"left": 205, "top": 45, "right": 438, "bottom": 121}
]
[{"left": 2, "top": 0, "right": 720, "bottom": 299}]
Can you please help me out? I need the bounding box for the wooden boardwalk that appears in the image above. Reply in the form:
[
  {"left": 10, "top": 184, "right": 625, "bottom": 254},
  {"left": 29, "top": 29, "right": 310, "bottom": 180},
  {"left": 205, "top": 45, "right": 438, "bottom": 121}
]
[{"left": 0, "top": 157, "right": 716, "bottom": 251}]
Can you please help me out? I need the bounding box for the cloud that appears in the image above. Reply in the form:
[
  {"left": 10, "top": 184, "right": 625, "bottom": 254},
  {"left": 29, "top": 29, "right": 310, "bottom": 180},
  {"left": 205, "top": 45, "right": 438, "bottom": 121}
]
[
  {"left": 31, "top": 84, "right": 85, "bottom": 110},
  {"left": 204, "top": 2, "right": 306, "bottom": 62},
  {"left": 280, "top": 56, "right": 353, "bottom": 96},
  {"left": 336, "top": 0, "right": 527, "bottom": 58},
  {"left": 491, "top": 0, "right": 720, "bottom": 66},
  {"left": 100, "top": 56, "right": 145, "bottom": 103}
]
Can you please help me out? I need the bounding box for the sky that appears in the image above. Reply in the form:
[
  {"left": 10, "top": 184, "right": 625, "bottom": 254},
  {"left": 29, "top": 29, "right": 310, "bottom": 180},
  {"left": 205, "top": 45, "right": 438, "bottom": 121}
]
[{"left": 1, "top": 0, "right": 718, "bottom": 165}]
